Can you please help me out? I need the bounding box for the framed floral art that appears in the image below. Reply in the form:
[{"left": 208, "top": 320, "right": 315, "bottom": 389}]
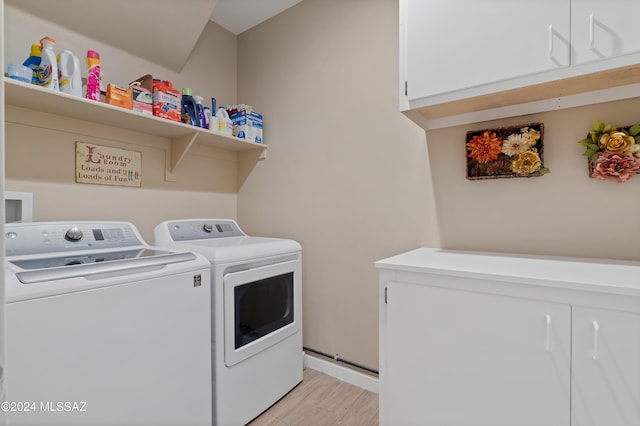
[{"left": 466, "top": 123, "right": 549, "bottom": 180}]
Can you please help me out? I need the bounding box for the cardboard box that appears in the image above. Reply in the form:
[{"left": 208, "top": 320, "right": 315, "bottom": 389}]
[
  {"left": 105, "top": 84, "right": 132, "bottom": 110},
  {"left": 231, "top": 110, "right": 263, "bottom": 143}
]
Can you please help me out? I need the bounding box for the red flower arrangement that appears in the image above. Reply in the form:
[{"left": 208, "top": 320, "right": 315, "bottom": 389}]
[{"left": 466, "top": 123, "right": 549, "bottom": 180}]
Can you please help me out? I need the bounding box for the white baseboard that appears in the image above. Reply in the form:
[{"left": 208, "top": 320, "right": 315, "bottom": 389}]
[{"left": 303, "top": 352, "right": 378, "bottom": 394}]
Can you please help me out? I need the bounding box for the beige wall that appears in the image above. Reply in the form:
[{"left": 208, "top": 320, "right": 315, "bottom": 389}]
[
  {"left": 427, "top": 96, "right": 640, "bottom": 260},
  {"left": 235, "top": 0, "right": 640, "bottom": 371},
  {"left": 236, "top": 0, "right": 440, "bottom": 370},
  {"left": 3, "top": 5, "right": 239, "bottom": 243}
]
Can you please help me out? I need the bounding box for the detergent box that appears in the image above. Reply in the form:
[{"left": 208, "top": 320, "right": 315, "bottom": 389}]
[
  {"left": 152, "top": 79, "right": 181, "bottom": 122},
  {"left": 105, "top": 84, "right": 132, "bottom": 110},
  {"left": 231, "top": 109, "right": 263, "bottom": 143}
]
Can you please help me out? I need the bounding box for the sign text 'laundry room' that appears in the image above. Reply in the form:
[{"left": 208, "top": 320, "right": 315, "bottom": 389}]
[{"left": 75, "top": 142, "right": 141, "bottom": 187}]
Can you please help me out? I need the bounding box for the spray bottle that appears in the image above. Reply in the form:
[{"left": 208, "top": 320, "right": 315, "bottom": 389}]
[
  {"left": 22, "top": 44, "right": 42, "bottom": 85},
  {"left": 58, "top": 50, "right": 82, "bottom": 97},
  {"left": 38, "top": 37, "right": 59, "bottom": 90},
  {"left": 85, "top": 50, "right": 101, "bottom": 101},
  {"left": 194, "top": 95, "right": 207, "bottom": 129}
]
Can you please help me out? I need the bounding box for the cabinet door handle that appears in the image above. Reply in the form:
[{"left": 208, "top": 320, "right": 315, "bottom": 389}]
[
  {"left": 592, "top": 320, "right": 600, "bottom": 360},
  {"left": 588, "top": 14, "right": 595, "bottom": 50},
  {"left": 547, "top": 24, "right": 554, "bottom": 59},
  {"left": 545, "top": 314, "right": 551, "bottom": 351}
]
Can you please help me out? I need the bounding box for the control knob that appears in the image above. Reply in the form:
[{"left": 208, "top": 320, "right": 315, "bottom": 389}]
[
  {"left": 64, "top": 226, "right": 83, "bottom": 242},
  {"left": 203, "top": 224, "right": 213, "bottom": 233}
]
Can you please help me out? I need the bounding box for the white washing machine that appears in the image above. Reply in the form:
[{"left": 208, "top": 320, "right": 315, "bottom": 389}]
[
  {"left": 154, "top": 219, "right": 303, "bottom": 426},
  {"left": 4, "top": 221, "right": 212, "bottom": 426}
]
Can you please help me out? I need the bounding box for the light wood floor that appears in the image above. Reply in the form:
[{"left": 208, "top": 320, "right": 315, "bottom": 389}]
[{"left": 248, "top": 368, "right": 379, "bottom": 425}]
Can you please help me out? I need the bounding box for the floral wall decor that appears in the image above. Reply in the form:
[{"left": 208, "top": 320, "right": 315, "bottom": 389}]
[
  {"left": 466, "top": 123, "right": 549, "bottom": 180},
  {"left": 578, "top": 120, "right": 640, "bottom": 183}
]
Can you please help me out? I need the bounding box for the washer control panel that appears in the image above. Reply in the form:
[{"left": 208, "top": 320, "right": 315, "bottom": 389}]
[{"left": 5, "top": 222, "right": 143, "bottom": 256}]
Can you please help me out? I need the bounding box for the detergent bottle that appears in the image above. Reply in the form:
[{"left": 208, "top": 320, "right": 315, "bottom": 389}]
[
  {"left": 85, "top": 50, "right": 101, "bottom": 101},
  {"left": 38, "top": 37, "right": 59, "bottom": 90},
  {"left": 181, "top": 88, "right": 200, "bottom": 127},
  {"left": 22, "top": 43, "right": 42, "bottom": 85},
  {"left": 57, "top": 50, "right": 82, "bottom": 97}
]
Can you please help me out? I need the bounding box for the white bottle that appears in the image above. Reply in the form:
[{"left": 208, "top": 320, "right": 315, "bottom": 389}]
[
  {"left": 39, "top": 36, "right": 59, "bottom": 90},
  {"left": 57, "top": 50, "right": 82, "bottom": 97},
  {"left": 216, "top": 107, "right": 233, "bottom": 136}
]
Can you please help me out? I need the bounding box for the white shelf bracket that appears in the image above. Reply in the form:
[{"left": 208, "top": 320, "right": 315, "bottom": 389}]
[{"left": 166, "top": 132, "right": 199, "bottom": 182}]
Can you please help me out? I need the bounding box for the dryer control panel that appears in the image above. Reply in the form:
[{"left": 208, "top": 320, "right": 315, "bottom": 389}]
[
  {"left": 164, "top": 219, "right": 246, "bottom": 241},
  {"left": 5, "top": 221, "right": 143, "bottom": 256}
]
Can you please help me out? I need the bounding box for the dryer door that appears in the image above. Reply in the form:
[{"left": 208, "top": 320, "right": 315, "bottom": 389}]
[{"left": 223, "top": 260, "right": 300, "bottom": 367}]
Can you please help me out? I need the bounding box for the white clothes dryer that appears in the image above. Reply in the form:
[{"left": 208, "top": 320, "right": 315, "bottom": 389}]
[
  {"left": 154, "top": 219, "right": 303, "bottom": 426},
  {"left": 5, "top": 221, "right": 212, "bottom": 426}
]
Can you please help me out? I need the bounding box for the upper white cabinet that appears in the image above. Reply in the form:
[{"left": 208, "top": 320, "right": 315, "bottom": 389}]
[
  {"left": 402, "top": 0, "right": 570, "bottom": 105},
  {"left": 401, "top": 0, "right": 640, "bottom": 128},
  {"left": 571, "top": 0, "right": 640, "bottom": 65}
]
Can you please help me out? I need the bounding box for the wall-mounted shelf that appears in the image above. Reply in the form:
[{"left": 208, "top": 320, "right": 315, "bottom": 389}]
[{"left": 4, "top": 77, "right": 267, "bottom": 181}]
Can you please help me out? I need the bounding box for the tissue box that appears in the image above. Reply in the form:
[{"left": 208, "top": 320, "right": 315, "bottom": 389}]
[
  {"left": 231, "top": 110, "right": 263, "bottom": 143},
  {"left": 105, "top": 84, "right": 132, "bottom": 110},
  {"left": 130, "top": 85, "right": 152, "bottom": 116}
]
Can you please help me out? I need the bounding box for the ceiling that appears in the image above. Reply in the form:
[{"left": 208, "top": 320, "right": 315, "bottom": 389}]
[
  {"left": 210, "top": 0, "right": 303, "bottom": 35},
  {"left": 6, "top": 0, "right": 303, "bottom": 71}
]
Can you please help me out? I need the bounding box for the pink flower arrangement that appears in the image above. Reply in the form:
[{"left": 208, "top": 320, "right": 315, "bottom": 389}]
[{"left": 579, "top": 120, "right": 640, "bottom": 183}]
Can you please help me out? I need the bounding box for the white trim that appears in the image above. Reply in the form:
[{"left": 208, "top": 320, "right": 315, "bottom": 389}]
[
  {"left": 423, "top": 82, "right": 640, "bottom": 130},
  {"left": 303, "top": 352, "right": 379, "bottom": 394}
]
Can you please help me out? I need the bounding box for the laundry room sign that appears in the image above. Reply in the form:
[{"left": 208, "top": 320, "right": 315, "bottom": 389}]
[{"left": 75, "top": 142, "right": 142, "bottom": 187}]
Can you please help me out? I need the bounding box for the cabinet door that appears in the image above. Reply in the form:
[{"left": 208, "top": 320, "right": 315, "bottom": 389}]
[
  {"left": 384, "top": 280, "right": 571, "bottom": 426},
  {"left": 403, "top": 0, "right": 570, "bottom": 102},
  {"left": 571, "top": 0, "right": 640, "bottom": 65},
  {"left": 572, "top": 307, "right": 640, "bottom": 426}
]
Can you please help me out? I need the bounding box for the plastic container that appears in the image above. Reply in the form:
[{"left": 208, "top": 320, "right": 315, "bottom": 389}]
[
  {"left": 204, "top": 106, "right": 212, "bottom": 130},
  {"left": 7, "top": 64, "right": 33, "bottom": 83},
  {"left": 39, "top": 36, "right": 59, "bottom": 90},
  {"left": 181, "top": 88, "right": 200, "bottom": 127},
  {"left": 85, "top": 50, "right": 101, "bottom": 101},
  {"left": 22, "top": 44, "right": 42, "bottom": 84},
  {"left": 216, "top": 107, "right": 233, "bottom": 136},
  {"left": 57, "top": 50, "right": 82, "bottom": 97},
  {"left": 194, "top": 95, "right": 207, "bottom": 129}
]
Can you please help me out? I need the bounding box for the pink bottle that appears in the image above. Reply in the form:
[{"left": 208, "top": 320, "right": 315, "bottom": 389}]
[{"left": 85, "top": 50, "right": 101, "bottom": 101}]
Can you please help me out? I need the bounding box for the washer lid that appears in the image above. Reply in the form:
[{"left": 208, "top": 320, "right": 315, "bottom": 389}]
[{"left": 10, "top": 248, "right": 196, "bottom": 284}]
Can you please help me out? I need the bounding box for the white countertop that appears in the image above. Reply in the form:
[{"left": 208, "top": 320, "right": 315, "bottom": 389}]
[{"left": 376, "top": 248, "right": 640, "bottom": 298}]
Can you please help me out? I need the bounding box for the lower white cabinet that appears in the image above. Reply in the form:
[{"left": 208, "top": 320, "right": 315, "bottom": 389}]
[
  {"left": 386, "top": 281, "right": 570, "bottom": 425},
  {"left": 377, "top": 248, "right": 640, "bottom": 426},
  {"left": 571, "top": 307, "right": 640, "bottom": 425}
]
